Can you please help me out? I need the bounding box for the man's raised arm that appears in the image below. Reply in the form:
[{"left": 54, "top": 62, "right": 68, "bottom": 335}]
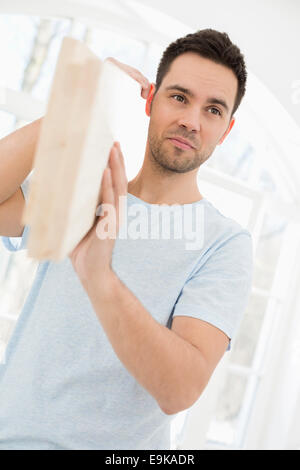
[{"left": 0, "top": 117, "right": 42, "bottom": 205}]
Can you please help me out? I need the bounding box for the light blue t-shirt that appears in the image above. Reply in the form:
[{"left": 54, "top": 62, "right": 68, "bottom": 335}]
[{"left": 0, "top": 174, "right": 253, "bottom": 450}]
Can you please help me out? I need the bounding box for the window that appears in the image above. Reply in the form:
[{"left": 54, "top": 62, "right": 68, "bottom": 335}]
[{"left": 0, "top": 8, "right": 299, "bottom": 450}]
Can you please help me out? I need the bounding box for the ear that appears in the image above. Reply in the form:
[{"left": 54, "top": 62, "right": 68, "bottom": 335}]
[
  {"left": 218, "top": 117, "right": 235, "bottom": 145},
  {"left": 145, "top": 83, "right": 156, "bottom": 117}
]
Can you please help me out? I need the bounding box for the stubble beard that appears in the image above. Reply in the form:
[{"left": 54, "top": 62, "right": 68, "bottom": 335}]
[{"left": 148, "top": 131, "right": 213, "bottom": 175}]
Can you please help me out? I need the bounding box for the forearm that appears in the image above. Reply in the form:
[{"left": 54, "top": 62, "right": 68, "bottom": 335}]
[
  {"left": 84, "top": 272, "right": 208, "bottom": 415},
  {"left": 0, "top": 117, "right": 43, "bottom": 204}
]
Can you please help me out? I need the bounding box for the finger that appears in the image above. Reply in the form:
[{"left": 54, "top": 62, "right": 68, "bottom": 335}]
[
  {"left": 109, "top": 144, "right": 127, "bottom": 198},
  {"left": 102, "top": 167, "right": 115, "bottom": 208},
  {"left": 108, "top": 145, "right": 127, "bottom": 230},
  {"left": 95, "top": 167, "right": 113, "bottom": 223},
  {"left": 115, "top": 142, "right": 127, "bottom": 189},
  {"left": 106, "top": 57, "right": 150, "bottom": 98},
  {"left": 96, "top": 167, "right": 118, "bottom": 239},
  {"left": 113, "top": 143, "right": 128, "bottom": 229},
  {"left": 141, "top": 83, "right": 151, "bottom": 99},
  {"left": 108, "top": 143, "right": 126, "bottom": 181},
  {"left": 107, "top": 57, "right": 138, "bottom": 80}
]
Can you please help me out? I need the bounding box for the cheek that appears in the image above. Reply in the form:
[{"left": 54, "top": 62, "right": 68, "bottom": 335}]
[
  {"left": 149, "top": 107, "right": 170, "bottom": 138},
  {"left": 203, "top": 121, "right": 226, "bottom": 144},
  {"left": 153, "top": 106, "right": 169, "bottom": 126},
  {"left": 152, "top": 97, "right": 174, "bottom": 123}
]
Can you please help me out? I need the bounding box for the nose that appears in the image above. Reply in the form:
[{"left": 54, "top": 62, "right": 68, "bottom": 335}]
[{"left": 177, "top": 108, "right": 201, "bottom": 133}]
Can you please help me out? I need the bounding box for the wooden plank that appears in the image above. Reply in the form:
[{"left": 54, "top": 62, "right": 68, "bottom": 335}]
[{"left": 22, "top": 36, "right": 142, "bottom": 261}]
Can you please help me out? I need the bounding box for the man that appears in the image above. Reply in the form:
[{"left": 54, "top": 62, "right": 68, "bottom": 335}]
[{"left": 0, "top": 29, "right": 252, "bottom": 450}]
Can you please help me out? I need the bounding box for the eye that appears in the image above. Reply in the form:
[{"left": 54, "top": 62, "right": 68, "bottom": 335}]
[
  {"left": 208, "top": 107, "right": 221, "bottom": 116},
  {"left": 171, "top": 94, "right": 186, "bottom": 103}
]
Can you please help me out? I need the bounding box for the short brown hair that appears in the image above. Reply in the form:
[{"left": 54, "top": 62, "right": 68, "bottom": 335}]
[{"left": 155, "top": 28, "right": 247, "bottom": 116}]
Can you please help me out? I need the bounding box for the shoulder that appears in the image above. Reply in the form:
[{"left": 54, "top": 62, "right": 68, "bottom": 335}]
[
  {"left": 196, "top": 200, "right": 253, "bottom": 282},
  {"left": 202, "top": 199, "right": 252, "bottom": 251}
]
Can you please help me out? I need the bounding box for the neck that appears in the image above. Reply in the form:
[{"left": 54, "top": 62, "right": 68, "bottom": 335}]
[{"left": 127, "top": 147, "right": 203, "bottom": 206}]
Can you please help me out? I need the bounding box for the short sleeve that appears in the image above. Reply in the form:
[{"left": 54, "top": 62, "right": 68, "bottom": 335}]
[
  {"left": 1, "top": 172, "right": 32, "bottom": 252},
  {"left": 172, "top": 231, "right": 253, "bottom": 351}
]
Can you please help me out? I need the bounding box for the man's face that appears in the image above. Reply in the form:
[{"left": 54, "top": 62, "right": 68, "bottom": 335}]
[{"left": 147, "top": 52, "right": 238, "bottom": 174}]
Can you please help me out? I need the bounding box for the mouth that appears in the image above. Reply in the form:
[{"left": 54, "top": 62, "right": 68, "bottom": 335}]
[{"left": 167, "top": 137, "right": 195, "bottom": 150}]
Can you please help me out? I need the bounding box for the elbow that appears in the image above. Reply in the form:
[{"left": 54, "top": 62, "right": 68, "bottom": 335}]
[
  {"left": 160, "top": 400, "right": 194, "bottom": 416},
  {"left": 158, "top": 359, "right": 210, "bottom": 415},
  {"left": 159, "top": 402, "right": 178, "bottom": 415},
  {"left": 159, "top": 390, "right": 202, "bottom": 416},
  {"left": 161, "top": 406, "right": 183, "bottom": 416}
]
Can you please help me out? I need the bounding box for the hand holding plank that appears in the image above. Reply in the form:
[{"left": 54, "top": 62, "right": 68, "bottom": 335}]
[
  {"left": 22, "top": 37, "right": 148, "bottom": 262},
  {"left": 107, "top": 57, "right": 151, "bottom": 99},
  {"left": 69, "top": 141, "right": 127, "bottom": 288}
]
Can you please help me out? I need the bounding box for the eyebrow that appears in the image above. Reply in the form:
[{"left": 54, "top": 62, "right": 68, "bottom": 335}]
[{"left": 165, "top": 84, "right": 230, "bottom": 114}]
